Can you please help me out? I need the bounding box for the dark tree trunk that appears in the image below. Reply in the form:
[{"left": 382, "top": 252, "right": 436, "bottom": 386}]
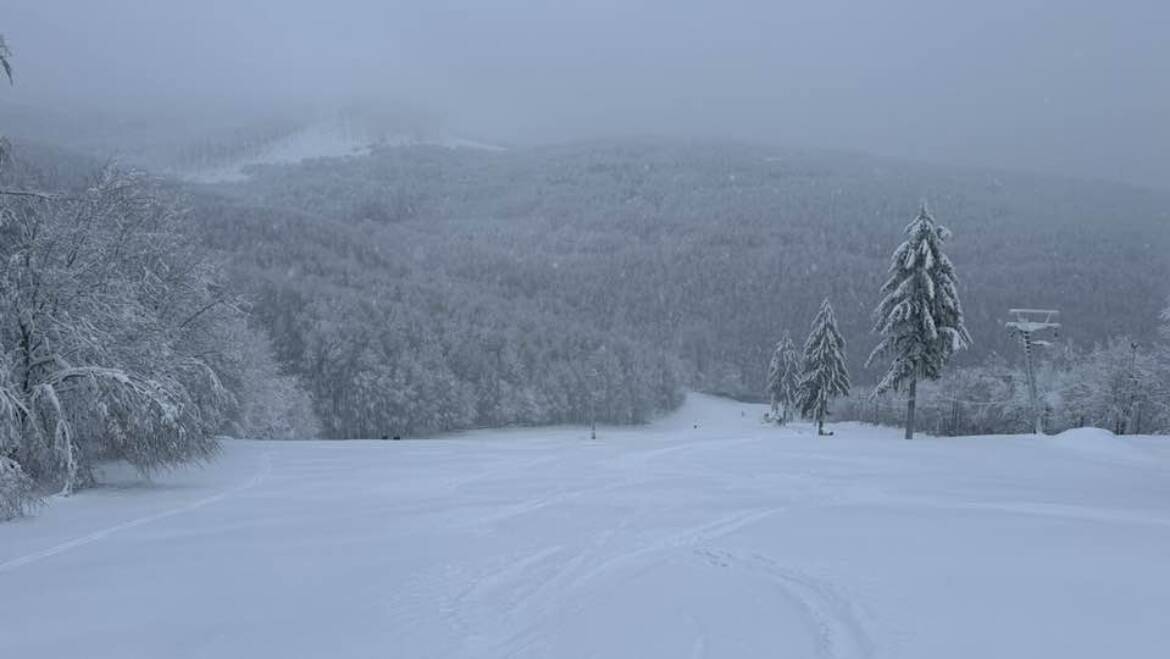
[{"left": 905, "top": 376, "right": 917, "bottom": 440}]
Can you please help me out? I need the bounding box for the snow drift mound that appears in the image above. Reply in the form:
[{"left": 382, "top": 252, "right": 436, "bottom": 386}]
[
  {"left": 1049, "top": 426, "right": 1152, "bottom": 465},
  {"left": 1055, "top": 427, "right": 1116, "bottom": 441}
]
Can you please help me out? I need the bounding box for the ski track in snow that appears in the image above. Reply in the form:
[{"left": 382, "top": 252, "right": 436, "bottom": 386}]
[
  {"left": 563, "top": 507, "right": 783, "bottom": 594},
  {"left": 436, "top": 429, "right": 803, "bottom": 654},
  {"left": 429, "top": 426, "right": 796, "bottom": 657},
  {"left": 619, "top": 434, "right": 759, "bottom": 464},
  {"left": 860, "top": 497, "right": 1170, "bottom": 529},
  {"left": 454, "top": 506, "right": 788, "bottom": 658},
  {"left": 694, "top": 548, "right": 875, "bottom": 659},
  {"left": 0, "top": 451, "right": 272, "bottom": 574}
]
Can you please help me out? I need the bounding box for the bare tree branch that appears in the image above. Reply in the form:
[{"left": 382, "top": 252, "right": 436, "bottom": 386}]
[{"left": 0, "top": 189, "right": 66, "bottom": 200}]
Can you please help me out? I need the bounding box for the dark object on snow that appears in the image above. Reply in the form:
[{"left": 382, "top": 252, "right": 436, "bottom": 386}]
[{"left": 393, "top": 435, "right": 402, "bottom": 441}]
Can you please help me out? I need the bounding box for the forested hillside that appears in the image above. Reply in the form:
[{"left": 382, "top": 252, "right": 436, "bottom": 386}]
[{"left": 185, "top": 140, "right": 1170, "bottom": 435}]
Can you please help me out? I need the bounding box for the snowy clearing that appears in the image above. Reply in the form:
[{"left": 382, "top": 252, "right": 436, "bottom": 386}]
[
  {"left": 178, "top": 122, "right": 507, "bottom": 183},
  {"left": 3, "top": 394, "right": 1170, "bottom": 659}
]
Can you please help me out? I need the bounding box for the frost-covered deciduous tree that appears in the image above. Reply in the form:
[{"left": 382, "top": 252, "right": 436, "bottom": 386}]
[
  {"left": 1059, "top": 338, "right": 1166, "bottom": 435},
  {"left": 797, "top": 300, "right": 850, "bottom": 435},
  {"left": 0, "top": 454, "right": 36, "bottom": 520},
  {"left": 0, "top": 159, "right": 320, "bottom": 506},
  {"left": 0, "top": 168, "right": 226, "bottom": 494},
  {"left": 201, "top": 313, "right": 321, "bottom": 440},
  {"left": 867, "top": 204, "right": 972, "bottom": 439},
  {"left": 248, "top": 271, "right": 682, "bottom": 438},
  {"left": 765, "top": 334, "right": 799, "bottom": 424}
]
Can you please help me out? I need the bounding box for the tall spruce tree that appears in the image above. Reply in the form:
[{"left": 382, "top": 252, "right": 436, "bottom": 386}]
[
  {"left": 867, "top": 204, "right": 972, "bottom": 439},
  {"left": 765, "top": 334, "right": 800, "bottom": 424},
  {"left": 797, "top": 300, "right": 851, "bottom": 435}
]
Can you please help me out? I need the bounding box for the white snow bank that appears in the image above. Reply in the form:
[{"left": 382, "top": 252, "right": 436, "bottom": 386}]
[
  {"left": 1055, "top": 427, "right": 1116, "bottom": 440},
  {"left": 1046, "top": 426, "right": 1165, "bottom": 469}
]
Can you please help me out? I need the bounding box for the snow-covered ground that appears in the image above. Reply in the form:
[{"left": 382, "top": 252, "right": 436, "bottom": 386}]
[{"left": 3, "top": 394, "right": 1170, "bottom": 658}]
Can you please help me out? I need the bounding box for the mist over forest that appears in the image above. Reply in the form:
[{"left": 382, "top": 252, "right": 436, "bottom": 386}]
[{"left": 5, "top": 0, "right": 1170, "bottom": 187}]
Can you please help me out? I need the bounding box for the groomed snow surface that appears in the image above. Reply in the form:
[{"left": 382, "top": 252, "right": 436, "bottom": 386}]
[{"left": 3, "top": 394, "right": 1170, "bottom": 658}]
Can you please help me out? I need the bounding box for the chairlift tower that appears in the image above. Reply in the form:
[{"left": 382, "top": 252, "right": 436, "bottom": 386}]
[{"left": 1005, "top": 309, "right": 1061, "bottom": 435}]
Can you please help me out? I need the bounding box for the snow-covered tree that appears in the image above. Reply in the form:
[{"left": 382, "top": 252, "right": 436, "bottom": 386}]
[
  {"left": 765, "top": 337, "right": 786, "bottom": 421},
  {"left": 765, "top": 334, "right": 799, "bottom": 424},
  {"left": 0, "top": 164, "right": 304, "bottom": 498},
  {"left": 1059, "top": 338, "right": 1165, "bottom": 434},
  {"left": 0, "top": 34, "right": 12, "bottom": 175},
  {"left": 1157, "top": 302, "right": 1170, "bottom": 432},
  {"left": 0, "top": 34, "right": 11, "bottom": 84},
  {"left": 0, "top": 454, "right": 35, "bottom": 520},
  {"left": 1, "top": 168, "right": 221, "bottom": 493},
  {"left": 797, "top": 300, "right": 851, "bottom": 435},
  {"left": 209, "top": 314, "right": 321, "bottom": 439},
  {"left": 867, "top": 204, "right": 972, "bottom": 439}
]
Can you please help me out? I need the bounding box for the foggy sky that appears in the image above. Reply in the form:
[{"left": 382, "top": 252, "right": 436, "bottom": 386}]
[{"left": 4, "top": 0, "right": 1169, "bottom": 188}]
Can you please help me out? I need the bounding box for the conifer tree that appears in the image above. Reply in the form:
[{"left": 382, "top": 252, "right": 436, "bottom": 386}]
[
  {"left": 765, "top": 334, "right": 799, "bottom": 424},
  {"left": 0, "top": 35, "right": 12, "bottom": 169},
  {"left": 797, "top": 300, "right": 851, "bottom": 435},
  {"left": 867, "top": 204, "right": 972, "bottom": 439},
  {"left": 0, "top": 34, "right": 11, "bottom": 84}
]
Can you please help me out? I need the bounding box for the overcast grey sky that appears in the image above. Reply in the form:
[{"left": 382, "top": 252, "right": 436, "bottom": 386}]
[{"left": 4, "top": 0, "right": 1168, "bottom": 187}]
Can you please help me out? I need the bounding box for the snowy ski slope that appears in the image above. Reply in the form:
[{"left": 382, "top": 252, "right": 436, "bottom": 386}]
[{"left": 2, "top": 394, "right": 1169, "bottom": 658}]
